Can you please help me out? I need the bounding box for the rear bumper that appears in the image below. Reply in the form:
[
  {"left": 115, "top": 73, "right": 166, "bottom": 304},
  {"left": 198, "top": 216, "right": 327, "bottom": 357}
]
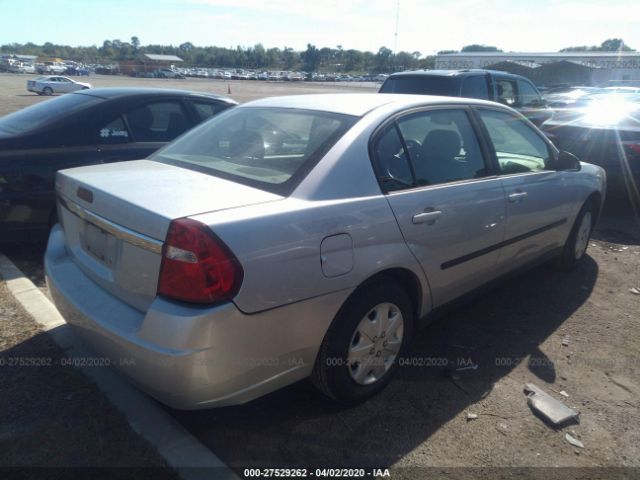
[{"left": 45, "top": 225, "right": 349, "bottom": 409}]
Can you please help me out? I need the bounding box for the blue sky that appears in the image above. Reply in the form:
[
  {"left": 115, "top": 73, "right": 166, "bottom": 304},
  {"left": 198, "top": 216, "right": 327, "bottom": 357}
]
[{"left": 1, "top": 0, "right": 638, "bottom": 54}]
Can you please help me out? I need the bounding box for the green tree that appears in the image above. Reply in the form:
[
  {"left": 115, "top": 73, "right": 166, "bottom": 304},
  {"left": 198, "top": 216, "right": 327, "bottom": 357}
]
[
  {"left": 599, "top": 38, "right": 633, "bottom": 51},
  {"left": 282, "top": 47, "right": 299, "bottom": 70},
  {"left": 375, "top": 46, "right": 393, "bottom": 73},
  {"left": 42, "top": 42, "right": 56, "bottom": 55},
  {"left": 560, "top": 38, "right": 635, "bottom": 52},
  {"left": 302, "top": 44, "right": 320, "bottom": 71},
  {"left": 461, "top": 44, "right": 502, "bottom": 52},
  {"left": 343, "top": 49, "right": 364, "bottom": 72},
  {"left": 251, "top": 43, "right": 267, "bottom": 68},
  {"left": 394, "top": 51, "right": 417, "bottom": 71},
  {"left": 418, "top": 55, "right": 436, "bottom": 70}
]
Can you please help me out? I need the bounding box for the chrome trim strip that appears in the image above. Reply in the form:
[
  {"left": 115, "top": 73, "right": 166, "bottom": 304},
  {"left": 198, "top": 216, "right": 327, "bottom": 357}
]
[{"left": 62, "top": 197, "right": 163, "bottom": 254}]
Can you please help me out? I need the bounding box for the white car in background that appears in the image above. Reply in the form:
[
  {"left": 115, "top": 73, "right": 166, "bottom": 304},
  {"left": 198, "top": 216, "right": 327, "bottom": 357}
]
[{"left": 27, "top": 76, "right": 92, "bottom": 96}]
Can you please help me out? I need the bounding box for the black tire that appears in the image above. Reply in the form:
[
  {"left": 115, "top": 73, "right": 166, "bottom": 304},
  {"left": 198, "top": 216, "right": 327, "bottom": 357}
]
[
  {"left": 556, "top": 200, "right": 596, "bottom": 270},
  {"left": 43, "top": 87, "right": 53, "bottom": 96},
  {"left": 312, "top": 279, "right": 414, "bottom": 405}
]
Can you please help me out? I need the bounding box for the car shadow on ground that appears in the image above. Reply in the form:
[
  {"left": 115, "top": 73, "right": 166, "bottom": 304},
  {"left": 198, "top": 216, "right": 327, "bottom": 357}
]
[{"left": 169, "top": 255, "right": 598, "bottom": 469}]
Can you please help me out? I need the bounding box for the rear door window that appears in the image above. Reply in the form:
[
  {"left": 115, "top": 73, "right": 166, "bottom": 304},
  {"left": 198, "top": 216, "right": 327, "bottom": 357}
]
[
  {"left": 372, "top": 109, "right": 488, "bottom": 190},
  {"left": 379, "top": 76, "right": 458, "bottom": 96},
  {"left": 191, "top": 100, "right": 230, "bottom": 121},
  {"left": 125, "top": 101, "right": 191, "bottom": 142},
  {"left": 461, "top": 76, "right": 489, "bottom": 99},
  {"left": 98, "top": 116, "right": 130, "bottom": 144},
  {"left": 373, "top": 126, "right": 414, "bottom": 191},
  {"left": 397, "top": 109, "right": 488, "bottom": 186}
]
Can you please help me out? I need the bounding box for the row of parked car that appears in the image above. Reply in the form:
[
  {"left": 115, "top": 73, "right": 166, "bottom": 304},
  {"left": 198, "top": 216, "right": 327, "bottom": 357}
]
[
  {"left": 182, "top": 68, "right": 382, "bottom": 82},
  {"left": 0, "top": 69, "right": 633, "bottom": 410}
]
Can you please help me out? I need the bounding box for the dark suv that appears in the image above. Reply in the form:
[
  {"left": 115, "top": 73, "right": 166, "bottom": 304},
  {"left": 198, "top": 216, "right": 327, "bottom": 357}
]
[{"left": 380, "top": 69, "right": 552, "bottom": 126}]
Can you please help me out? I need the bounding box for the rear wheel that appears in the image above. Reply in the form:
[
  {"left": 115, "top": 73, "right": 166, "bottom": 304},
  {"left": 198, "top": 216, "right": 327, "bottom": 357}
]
[
  {"left": 312, "top": 280, "right": 413, "bottom": 404},
  {"left": 556, "top": 200, "right": 595, "bottom": 270},
  {"left": 43, "top": 87, "right": 53, "bottom": 96}
]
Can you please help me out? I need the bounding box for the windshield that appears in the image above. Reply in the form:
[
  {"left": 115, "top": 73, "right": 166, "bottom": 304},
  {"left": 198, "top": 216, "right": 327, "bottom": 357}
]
[
  {"left": 152, "top": 107, "right": 358, "bottom": 194},
  {"left": 0, "top": 93, "right": 101, "bottom": 136},
  {"left": 379, "top": 75, "right": 458, "bottom": 95}
]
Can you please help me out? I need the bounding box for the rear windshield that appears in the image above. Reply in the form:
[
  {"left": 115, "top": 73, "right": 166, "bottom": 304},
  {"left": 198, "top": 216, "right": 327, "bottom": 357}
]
[
  {"left": 0, "top": 93, "right": 101, "bottom": 136},
  {"left": 152, "top": 107, "right": 358, "bottom": 195},
  {"left": 379, "top": 75, "right": 458, "bottom": 96}
]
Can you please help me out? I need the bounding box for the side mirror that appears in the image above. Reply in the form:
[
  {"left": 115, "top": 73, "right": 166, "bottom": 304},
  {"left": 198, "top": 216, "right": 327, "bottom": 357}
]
[{"left": 556, "top": 150, "right": 581, "bottom": 171}]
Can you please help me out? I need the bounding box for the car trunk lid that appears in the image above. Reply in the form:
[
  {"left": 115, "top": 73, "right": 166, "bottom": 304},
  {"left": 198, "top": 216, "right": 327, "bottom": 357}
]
[{"left": 56, "top": 159, "right": 282, "bottom": 311}]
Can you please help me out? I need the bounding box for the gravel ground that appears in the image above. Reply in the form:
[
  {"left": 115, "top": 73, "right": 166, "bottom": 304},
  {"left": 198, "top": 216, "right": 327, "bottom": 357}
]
[
  {"left": 0, "top": 280, "right": 179, "bottom": 478},
  {"left": 2, "top": 71, "right": 640, "bottom": 478},
  {"left": 169, "top": 234, "right": 640, "bottom": 477}
]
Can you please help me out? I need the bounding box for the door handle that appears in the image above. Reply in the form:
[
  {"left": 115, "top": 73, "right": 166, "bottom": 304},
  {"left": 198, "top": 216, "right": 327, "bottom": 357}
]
[
  {"left": 412, "top": 210, "right": 442, "bottom": 225},
  {"left": 508, "top": 191, "right": 528, "bottom": 203}
]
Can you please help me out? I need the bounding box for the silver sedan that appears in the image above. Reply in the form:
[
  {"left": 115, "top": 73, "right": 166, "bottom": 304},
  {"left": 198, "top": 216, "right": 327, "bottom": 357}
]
[
  {"left": 27, "top": 75, "right": 92, "bottom": 95},
  {"left": 45, "top": 94, "right": 606, "bottom": 409}
]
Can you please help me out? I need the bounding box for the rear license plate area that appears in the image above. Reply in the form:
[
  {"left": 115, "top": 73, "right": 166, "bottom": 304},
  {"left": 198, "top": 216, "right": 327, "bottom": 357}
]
[{"left": 82, "top": 222, "right": 116, "bottom": 266}]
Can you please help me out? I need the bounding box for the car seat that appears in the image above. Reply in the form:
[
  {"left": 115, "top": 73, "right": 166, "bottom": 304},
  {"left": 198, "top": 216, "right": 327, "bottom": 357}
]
[
  {"left": 166, "top": 112, "right": 190, "bottom": 139},
  {"left": 416, "top": 129, "right": 465, "bottom": 185},
  {"left": 127, "top": 106, "right": 156, "bottom": 142},
  {"left": 227, "top": 130, "right": 265, "bottom": 162}
]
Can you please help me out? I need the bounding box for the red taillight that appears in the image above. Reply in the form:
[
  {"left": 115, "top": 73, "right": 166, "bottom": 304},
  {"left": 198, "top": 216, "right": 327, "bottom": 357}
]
[{"left": 157, "top": 218, "right": 243, "bottom": 304}]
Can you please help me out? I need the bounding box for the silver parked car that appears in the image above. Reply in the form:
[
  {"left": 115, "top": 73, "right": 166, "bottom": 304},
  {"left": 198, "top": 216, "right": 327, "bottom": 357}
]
[
  {"left": 45, "top": 94, "right": 606, "bottom": 409},
  {"left": 27, "top": 75, "right": 92, "bottom": 95}
]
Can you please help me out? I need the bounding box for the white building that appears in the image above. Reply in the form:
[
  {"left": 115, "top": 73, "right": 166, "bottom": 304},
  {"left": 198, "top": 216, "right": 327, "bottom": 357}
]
[{"left": 435, "top": 52, "right": 640, "bottom": 84}]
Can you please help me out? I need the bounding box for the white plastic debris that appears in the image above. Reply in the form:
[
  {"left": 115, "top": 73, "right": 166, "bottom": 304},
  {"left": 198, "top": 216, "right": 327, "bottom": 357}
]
[
  {"left": 630, "top": 287, "right": 640, "bottom": 296},
  {"left": 565, "top": 433, "right": 584, "bottom": 448},
  {"left": 524, "top": 383, "right": 580, "bottom": 426},
  {"left": 559, "top": 390, "right": 569, "bottom": 397},
  {"left": 467, "top": 413, "right": 478, "bottom": 421},
  {"left": 456, "top": 364, "right": 479, "bottom": 372},
  {"left": 562, "top": 336, "right": 570, "bottom": 346}
]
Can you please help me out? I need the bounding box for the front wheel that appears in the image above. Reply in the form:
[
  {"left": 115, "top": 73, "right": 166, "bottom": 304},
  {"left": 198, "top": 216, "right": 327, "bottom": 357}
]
[
  {"left": 556, "top": 200, "right": 595, "bottom": 270},
  {"left": 312, "top": 280, "right": 414, "bottom": 405}
]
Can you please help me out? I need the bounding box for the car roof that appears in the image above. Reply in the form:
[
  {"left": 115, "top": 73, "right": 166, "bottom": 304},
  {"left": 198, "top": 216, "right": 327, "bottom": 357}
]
[
  {"left": 388, "top": 69, "right": 523, "bottom": 79},
  {"left": 73, "top": 87, "right": 237, "bottom": 103},
  {"left": 240, "top": 93, "right": 501, "bottom": 117}
]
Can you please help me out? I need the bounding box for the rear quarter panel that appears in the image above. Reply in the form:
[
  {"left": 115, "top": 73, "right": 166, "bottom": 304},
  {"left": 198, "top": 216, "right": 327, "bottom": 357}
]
[{"left": 192, "top": 196, "right": 429, "bottom": 315}]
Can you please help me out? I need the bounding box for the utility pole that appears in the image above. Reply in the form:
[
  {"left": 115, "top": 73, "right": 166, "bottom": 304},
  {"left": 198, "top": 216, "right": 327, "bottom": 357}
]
[{"left": 392, "top": 0, "right": 400, "bottom": 73}]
